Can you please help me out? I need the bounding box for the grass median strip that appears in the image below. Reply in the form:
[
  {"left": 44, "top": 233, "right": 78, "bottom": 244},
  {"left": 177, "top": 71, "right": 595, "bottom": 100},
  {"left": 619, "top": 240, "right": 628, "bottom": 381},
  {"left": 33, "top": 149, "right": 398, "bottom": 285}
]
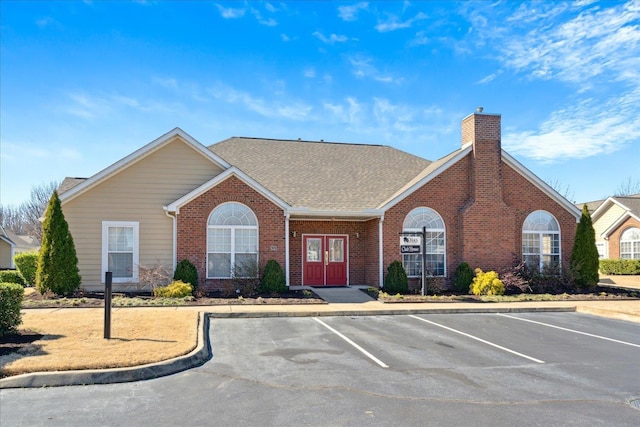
[{"left": 1, "top": 309, "right": 199, "bottom": 377}]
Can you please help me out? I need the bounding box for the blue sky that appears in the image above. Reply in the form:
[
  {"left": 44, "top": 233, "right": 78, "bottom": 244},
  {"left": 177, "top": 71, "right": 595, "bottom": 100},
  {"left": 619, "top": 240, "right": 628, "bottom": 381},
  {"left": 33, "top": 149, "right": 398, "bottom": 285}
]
[{"left": 1, "top": 0, "right": 639, "bottom": 207}]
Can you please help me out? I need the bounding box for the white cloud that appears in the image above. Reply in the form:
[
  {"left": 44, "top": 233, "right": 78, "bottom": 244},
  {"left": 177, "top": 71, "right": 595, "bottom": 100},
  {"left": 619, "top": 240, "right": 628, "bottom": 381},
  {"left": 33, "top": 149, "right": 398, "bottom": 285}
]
[
  {"left": 411, "top": 30, "right": 429, "bottom": 46},
  {"left": 215, "top": 4, "right": 246, "bottom": 19},
  {"left": 477, "top": 70, "right": 502, "bottom": 84},
  {"left": 304, "top": 68, "right": 316, "bottom": 78},
  {"left": 462, "top": 1, "right": 640, "bottom": 162},
  {"left": 375, "top": 12, "right": 427, "bottom": 32},
  {"left": 209, "top": 84, "right": 313, "bottom": 121},
  {"left": 338, "top": 2, "right": 369, "bottom": 22},
  {"left": 250, "top": 8, "right": 278, "bottom": 26},
  {"left": 504, "top": 88, "right": 640, "bottom": 162},
  {"left": 348, "top": 56, "right": 399, "bottom": 83},
  {"left": 313, "top": 31, "right": 349, "bottom": 44},
  {"left": 281, "top": 33, "right": 290, "bottom": 42}
]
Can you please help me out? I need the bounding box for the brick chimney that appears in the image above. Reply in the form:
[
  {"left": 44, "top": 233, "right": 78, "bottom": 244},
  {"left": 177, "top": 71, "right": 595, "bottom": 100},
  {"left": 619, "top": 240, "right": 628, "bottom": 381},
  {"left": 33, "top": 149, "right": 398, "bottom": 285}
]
[
  {"left": 461, "top": 110, "right": 502, "bottom": 202},
  {"left": 459, "top": 109, "right": 515, "bottom": 273}
]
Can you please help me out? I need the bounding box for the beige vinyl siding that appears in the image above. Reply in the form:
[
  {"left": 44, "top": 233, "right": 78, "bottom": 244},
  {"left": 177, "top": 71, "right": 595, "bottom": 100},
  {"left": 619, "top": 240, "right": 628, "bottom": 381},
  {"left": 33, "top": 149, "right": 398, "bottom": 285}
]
[
  {"left": 0, "top": 240, "right": 13, "bottom": 269},
  {"left": 62, "top": 137, "right": 224, "bottom": 290},
  {"left": 593, "top": 204, "right": 626, "bottom": 245}
]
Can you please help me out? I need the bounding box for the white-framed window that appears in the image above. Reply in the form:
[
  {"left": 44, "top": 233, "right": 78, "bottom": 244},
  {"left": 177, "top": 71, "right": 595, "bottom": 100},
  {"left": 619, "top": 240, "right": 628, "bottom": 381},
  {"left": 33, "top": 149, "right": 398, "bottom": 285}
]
[
  {"left": 522, "top": 210, "right": 560, "bottom": 271},
  {"left": 620, "top": 227, "right": 640, "bottom": 259},
  {"left": 402, "top": 207, "right": 446, "bottom": 277},
  {"left": 595, "top": 241, "right": 607, "bottom": 259},
  {"left": 207, "top": 202, "right": 258, "bottom": 279},
  {"left": 102, "top": 221, "right": 139, "bottom": 283}
]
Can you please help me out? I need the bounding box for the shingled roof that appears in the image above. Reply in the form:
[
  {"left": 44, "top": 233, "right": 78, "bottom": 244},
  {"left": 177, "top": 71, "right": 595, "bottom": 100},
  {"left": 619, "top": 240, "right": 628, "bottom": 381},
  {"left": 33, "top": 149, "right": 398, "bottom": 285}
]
[{"left": 208, "top": 137, "right": 433, "bottom": 211}]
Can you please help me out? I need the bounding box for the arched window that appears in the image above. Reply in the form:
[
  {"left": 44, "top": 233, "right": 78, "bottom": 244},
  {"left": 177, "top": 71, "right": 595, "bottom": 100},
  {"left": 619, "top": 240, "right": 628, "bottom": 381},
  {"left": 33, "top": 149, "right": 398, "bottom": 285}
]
[
  {"left": 522, "top": 210, "right": 560, "bottom": 271},
  {"left": 402, "top": 207, "right": 446, "bottom": 277},
  {"left": 207, "top": 202, "right": 258, "bottom": 278},
  {"left": 620, "top": 227, "right": 640, "bottom": 259}
]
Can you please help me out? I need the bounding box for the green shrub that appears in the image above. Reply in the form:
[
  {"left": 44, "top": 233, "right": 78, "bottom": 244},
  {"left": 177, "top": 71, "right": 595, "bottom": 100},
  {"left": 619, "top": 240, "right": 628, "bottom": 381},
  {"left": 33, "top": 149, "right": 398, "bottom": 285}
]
[
  {"left": 153, "top": 280, "right": 193, "bottom": 298},
  {"left": 0, "top": 270, "right": 25, "bottom": 287},
  {"left": 37, "top": 191, "right": 81, "bottom": 296},
  {"left": 14, "top": 251, "right": 38, "bottom": 286},
  {"left": 0, "top": 283, "right": 24, "bottom": 336},
  {"left": 173, "top": 259, "right": 199, "bottom": 294},
  {"left": 571, "top": 205, "right": 599, "bottom": 291},
  {"left": 384, "top": 260, "right": 408, "bottom": 294},
  {"left": 599, "top": 259, "right": 640, "bottom": 275},
  {"left": 453, "top": 262, "right": 474, "bottom": 293},
  {"left": 470, "top": 269, "right": 505, "bottom": 296},
  {"left": 260, "top": 259, "right": 286, "bottom": 294}
]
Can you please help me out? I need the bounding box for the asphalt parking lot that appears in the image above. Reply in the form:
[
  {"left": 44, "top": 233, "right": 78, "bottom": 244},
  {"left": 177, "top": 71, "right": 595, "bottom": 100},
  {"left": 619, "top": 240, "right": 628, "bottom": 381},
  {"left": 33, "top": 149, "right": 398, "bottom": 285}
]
[{"left": 1, "top": 312, "right": 639, "bottom": 426}]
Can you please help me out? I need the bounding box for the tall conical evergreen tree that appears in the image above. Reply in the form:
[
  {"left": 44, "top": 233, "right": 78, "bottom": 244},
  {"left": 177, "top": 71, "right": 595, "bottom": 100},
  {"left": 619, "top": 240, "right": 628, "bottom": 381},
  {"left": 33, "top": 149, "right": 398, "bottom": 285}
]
[
  {"left": 570, "top": 204, "right": 599, "bottom": 291},
  {"left": 36, "top": 191, "right": 81, "bottom": 296}
]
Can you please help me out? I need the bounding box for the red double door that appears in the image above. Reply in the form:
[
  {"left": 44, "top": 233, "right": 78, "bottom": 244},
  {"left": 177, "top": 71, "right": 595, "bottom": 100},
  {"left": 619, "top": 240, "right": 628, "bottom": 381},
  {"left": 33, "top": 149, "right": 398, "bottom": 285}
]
[{"left": 302, "top": 235, "right": 348, "bottom": 286}]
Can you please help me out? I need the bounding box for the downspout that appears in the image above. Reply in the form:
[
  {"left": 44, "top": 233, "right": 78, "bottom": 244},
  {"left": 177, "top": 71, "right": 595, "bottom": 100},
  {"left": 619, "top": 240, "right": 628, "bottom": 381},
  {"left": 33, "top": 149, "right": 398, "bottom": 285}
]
[
  {"left": 165, "top": 209, "right": 177, "bottom": 272},
  {"left": 285, "top": 212, "right": 290, "bottom": 287},
  {"left": 379, "top": 215, "right": 384, "bottom": 288}
]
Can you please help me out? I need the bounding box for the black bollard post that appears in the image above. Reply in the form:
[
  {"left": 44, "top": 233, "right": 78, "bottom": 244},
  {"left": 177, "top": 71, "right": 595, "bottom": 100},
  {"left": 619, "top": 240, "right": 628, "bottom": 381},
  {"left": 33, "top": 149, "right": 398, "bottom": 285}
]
[{"left": 104, "top": 271, "right": 112, "bottom": 339}]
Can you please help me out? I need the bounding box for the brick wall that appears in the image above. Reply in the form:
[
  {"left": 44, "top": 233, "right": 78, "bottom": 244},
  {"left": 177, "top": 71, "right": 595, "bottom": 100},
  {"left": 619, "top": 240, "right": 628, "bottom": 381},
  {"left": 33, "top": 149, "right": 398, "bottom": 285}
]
[
  {"left": 606, "top": 217, "right": 640, "bottom": 259},
  {"left": 381, "top": 112, "right": 577, "bottom": 289},
  {"left": 289, "top": 220, "right": 369, "bottom": 286},
  {"left": 176, "top": 175, "right": 285, "bottom": 292}
]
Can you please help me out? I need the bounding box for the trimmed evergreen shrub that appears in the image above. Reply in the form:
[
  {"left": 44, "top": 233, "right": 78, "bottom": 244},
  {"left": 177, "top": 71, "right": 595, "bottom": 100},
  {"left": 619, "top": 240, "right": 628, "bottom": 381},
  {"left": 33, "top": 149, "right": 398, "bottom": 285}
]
[
  {"left": 153, "top": 280, "right": 193, "bottom": 298},
  {"left": 0, "top": 282, "right": 24, "bottom": 336},
  {"left": 14, "top": 251, "right": 38, "bottom": 286},
  {"left": 453, "top": 262, "right": 474, "bottom": 293},
  {"left": 36, "top": 191, "right": 81, "bottom": 296},
  {"left": 173, "top": 259, "right": 199, "bottom": 294},
  {"left": 599, "top": 259, "right": 640, "bottom": 275},
  {"left": 470, "top": 269, "right": 505, "bottom": 296},
  {"left": 384, "top": 260, "right": 408, "bottom": 294},
  {"left": 260, "top": 259, "right": 286, "bottom": 294},
  {"left": 571, "top": 204, "right": 599, "bottom": 291},
  {"left": 0, "top": 270, "right": 26, "bottom": 286}
]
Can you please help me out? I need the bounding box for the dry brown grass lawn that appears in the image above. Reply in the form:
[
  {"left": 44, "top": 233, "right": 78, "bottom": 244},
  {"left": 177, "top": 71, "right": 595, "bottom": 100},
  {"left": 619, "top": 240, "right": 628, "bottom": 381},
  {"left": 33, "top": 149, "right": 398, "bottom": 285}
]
[{"left": 1, "top": 309, "right": 198, "bottom": 377}]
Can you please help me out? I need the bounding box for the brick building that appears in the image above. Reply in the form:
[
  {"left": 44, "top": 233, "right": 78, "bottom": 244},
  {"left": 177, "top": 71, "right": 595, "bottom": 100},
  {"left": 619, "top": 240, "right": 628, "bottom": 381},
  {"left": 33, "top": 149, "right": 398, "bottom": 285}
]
[{"left": 59, "top": 111, "right": 580, "bottom": 292}]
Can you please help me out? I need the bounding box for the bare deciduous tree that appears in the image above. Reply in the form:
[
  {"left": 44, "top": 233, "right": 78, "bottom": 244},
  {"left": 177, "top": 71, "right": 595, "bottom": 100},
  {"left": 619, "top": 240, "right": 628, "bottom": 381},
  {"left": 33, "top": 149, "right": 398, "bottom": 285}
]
[
  {"left": 0, "top": 180, "right": 59, "bottom": 241},
  {"left": 614, "top": 176, "right": 640, "bottom": 197},
  {"left": 547, "top": 179, "right": 575, "bottom": 203}
]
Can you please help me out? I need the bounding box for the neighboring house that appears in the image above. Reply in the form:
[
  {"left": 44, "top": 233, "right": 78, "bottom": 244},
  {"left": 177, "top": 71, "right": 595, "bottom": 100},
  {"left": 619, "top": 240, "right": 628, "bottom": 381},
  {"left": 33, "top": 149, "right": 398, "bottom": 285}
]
[
  {"left": 58, "top": 111, "right": 581, "bottom": 292},
  {"left": 0, "top": 227, "right": 40, "bottom": 269},
  {"left": 0, "top": 226, "right": 16, "bottom": 269},
  {"left": 587, "top": 194, "right": 640, "bottom": 259}
]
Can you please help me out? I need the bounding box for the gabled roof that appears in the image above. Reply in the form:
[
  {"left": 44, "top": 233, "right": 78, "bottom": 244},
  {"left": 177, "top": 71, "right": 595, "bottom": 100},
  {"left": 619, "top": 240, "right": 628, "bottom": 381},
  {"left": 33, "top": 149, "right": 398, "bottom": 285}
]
[
  {"left": 59, "top": 128, "right": 230, "bottom": 203},
  {"left": 502, "top": 152, "right": 581, "bottom": 219},
  {"left": 592, "top": 194, "right": 640, "bottom": 222},
  {"left": 0, "top": 226, "right": 16, "bottom": 247},
  {"left": 592, "top": 194, "right": 640, "bottom": 238},
  {"left": 164, "top": 167, "right": 289, "bottom": 214},
  {"left": 4, "top": 230, "right": 40, "bottom": 250},
  {"left": 379, "top": 143, "right": 473, "bottom": 210},
  {"left": 209, "top": 137, "right": 431, "bottom": 212},
  {"left": 578, "top": 198, "right": 605, "bottom": 215}
]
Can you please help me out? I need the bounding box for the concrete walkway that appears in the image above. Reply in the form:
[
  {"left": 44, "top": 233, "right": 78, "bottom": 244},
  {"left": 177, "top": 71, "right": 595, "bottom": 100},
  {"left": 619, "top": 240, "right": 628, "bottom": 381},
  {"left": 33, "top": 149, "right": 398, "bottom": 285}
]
[{"left": 309, "top": 286, "right": 375, "bottom": 303}]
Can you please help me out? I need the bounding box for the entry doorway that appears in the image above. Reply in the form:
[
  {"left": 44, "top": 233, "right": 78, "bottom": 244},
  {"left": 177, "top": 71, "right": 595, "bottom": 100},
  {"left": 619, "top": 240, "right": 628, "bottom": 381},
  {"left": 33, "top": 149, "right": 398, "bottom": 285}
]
[{"left": 302, "top": 235, "right": 348, "bottom": 286}]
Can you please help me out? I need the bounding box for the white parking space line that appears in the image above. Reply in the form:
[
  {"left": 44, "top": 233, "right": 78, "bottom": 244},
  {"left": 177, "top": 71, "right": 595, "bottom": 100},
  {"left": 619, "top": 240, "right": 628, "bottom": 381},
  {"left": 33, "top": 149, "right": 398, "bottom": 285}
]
[
  {"left": 313, "top": 317, "right": 389, "bottom": 368},
  {"left": 409, "top": 315, "right": 545, "bottom": 364},
  {"left": 497, "top": 313, "right": 640, "bottom": 348}
]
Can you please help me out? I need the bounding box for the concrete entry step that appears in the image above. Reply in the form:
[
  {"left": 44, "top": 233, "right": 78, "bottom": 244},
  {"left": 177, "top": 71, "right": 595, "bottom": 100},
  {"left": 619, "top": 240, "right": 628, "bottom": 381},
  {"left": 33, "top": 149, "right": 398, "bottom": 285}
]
[{"left": 310, "top": 286, "right": 375, "bottom": 303}]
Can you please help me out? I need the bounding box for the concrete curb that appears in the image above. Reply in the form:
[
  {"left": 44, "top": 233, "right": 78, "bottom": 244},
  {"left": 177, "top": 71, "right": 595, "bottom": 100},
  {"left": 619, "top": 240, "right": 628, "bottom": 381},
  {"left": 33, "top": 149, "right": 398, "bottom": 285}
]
[
  {"left": 0, "top": 305, "right": 579, "bottom": 389},
  {"left": 207, "top": 306, "right": 577, "bottom": 318},
  {"left": 0, "top": 312, "right": 211, "bottom": 389}
]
